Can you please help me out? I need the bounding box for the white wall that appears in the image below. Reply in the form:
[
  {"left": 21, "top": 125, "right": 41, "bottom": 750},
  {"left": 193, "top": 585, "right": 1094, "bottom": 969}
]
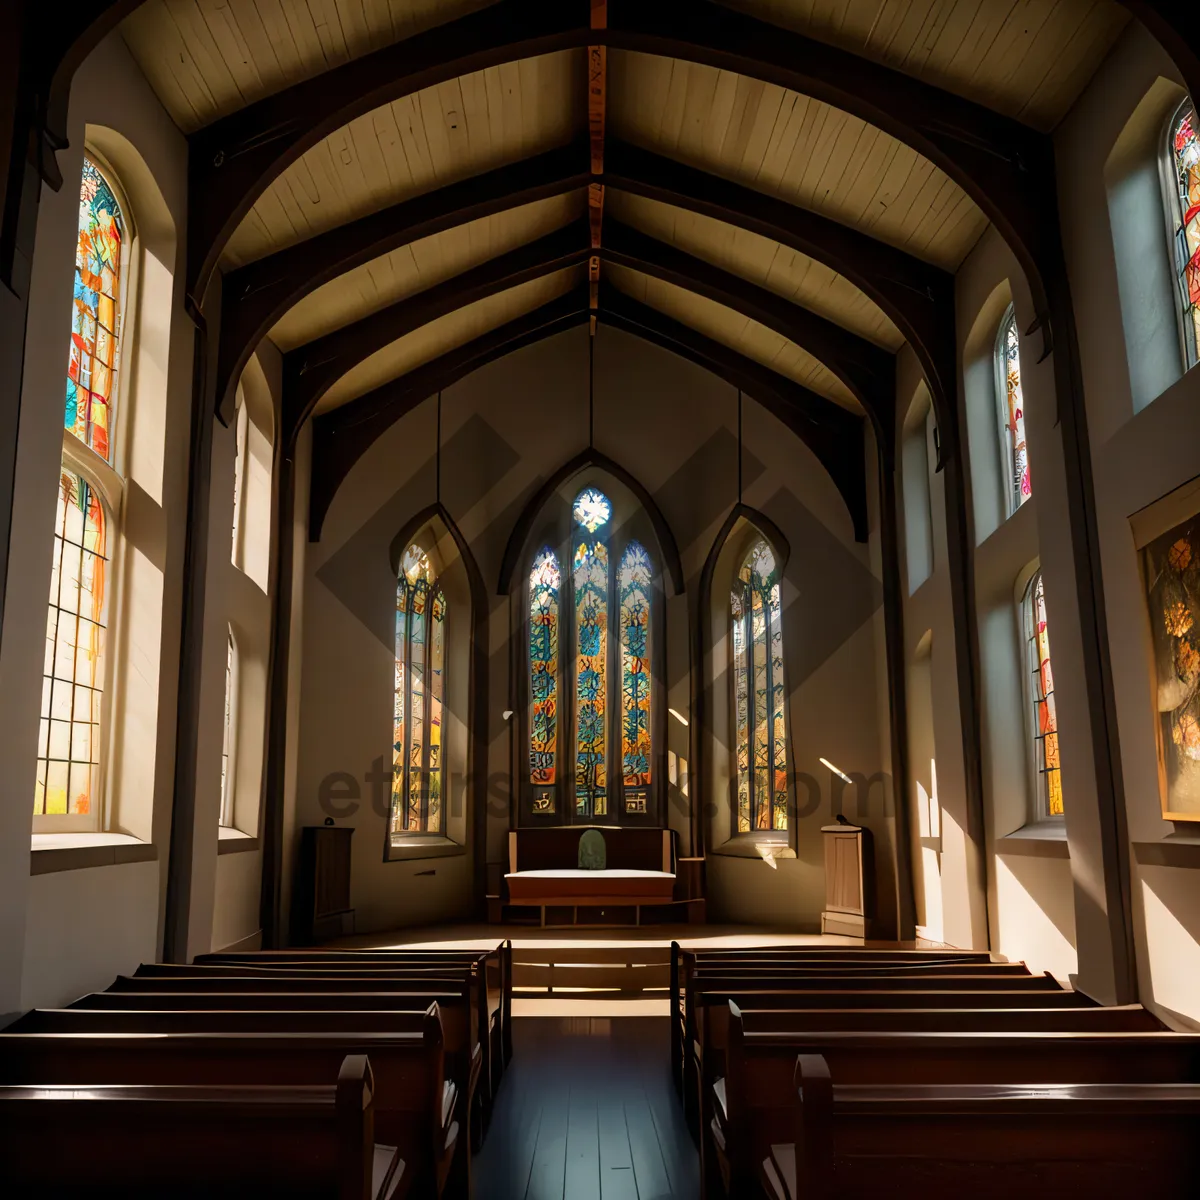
[{"left": 0, "top": 31, "right": 197, "bottom": 1014}]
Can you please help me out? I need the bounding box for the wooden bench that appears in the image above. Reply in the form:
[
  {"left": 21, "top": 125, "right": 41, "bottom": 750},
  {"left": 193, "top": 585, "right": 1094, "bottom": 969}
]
[
  {"left": 761, "top": 1054, "right": 1200, "bottom": 1199},
  {"left": 714, "top": 1007, "right": 1200, "bottom": 1194},
  {"left": 679, "top": 968, "right": 1065, "bottom": 1108},
  {"left": 131, "top": 960, "right": 495, "bottom": 1122},
  {"left": 0, "top": 1008, "right": 457, "bottom": 1198},
  {"left": 0, "top": 1054, "right": 407, "bottom": 1199},
  {"left": 196, "top": 944, "right": 513, "bottom": 1077}
]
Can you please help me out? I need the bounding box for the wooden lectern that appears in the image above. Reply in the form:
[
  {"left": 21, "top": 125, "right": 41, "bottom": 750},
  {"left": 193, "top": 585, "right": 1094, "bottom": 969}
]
[{"left": 820, "top": 821, "right": 873, "bottom": 937}]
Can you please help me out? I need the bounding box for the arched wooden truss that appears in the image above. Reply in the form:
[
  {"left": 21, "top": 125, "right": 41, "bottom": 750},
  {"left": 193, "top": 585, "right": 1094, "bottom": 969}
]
[{"left": 6, "top": 0, "right": 1185, "bottom": 978}]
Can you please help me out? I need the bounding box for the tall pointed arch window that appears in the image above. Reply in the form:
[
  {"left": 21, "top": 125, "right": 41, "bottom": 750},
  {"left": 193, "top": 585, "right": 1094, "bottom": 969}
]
[
  {"left": 525, "top": 487, "right": 657, "bottom": 820},
  {"left": 1167, "top": 101, "right": 1200, "bottom": 370},
  {"left": 391, "top": 545, "right": 446, "bottom": 836},
  {"left": 36, "top": 155, "right": 128, "bottom": 826},
  {"left": 731, "top": 539, "right": 789, "bottom": 833},
  {"left": 1022, "top": 570, "right": 1063, "bottom": 818},
  {"left": 996, "top": 306, "right": 1031, "bottom": 515}
]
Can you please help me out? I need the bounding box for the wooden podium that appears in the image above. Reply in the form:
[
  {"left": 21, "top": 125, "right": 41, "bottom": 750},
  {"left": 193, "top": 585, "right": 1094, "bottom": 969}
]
[
  {"left": 292, "top": 825, "right": 355, "bottom": 945},
  {"left": 820, "top": 822, "right": 873, "bottom": 937}
]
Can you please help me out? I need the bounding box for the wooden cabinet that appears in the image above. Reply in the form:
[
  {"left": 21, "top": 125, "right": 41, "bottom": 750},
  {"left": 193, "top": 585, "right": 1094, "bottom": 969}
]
[
  {"left": 820, "top": 823, "right": 873, "bottom": 937},
  {"left": 292, "top": 826, "right": 355, "bottom": 946}
]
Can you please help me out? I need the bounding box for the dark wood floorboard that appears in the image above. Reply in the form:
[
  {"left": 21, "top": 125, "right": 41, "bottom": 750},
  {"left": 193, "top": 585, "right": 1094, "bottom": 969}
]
[{"left": 474, "top": 1017, "right": 698, "bottom": 1200}]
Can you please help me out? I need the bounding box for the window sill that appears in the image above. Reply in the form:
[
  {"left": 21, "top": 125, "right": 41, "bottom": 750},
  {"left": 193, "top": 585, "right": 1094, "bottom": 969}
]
[
  {"left": 1133, "top": 835, "right": 1200, "bottom": 870},
  {"left": 31, "top": 832, "right": 157, "bottom": 875},
  {"left": 996, "top": 822, "right": 1070, "bottom": 859},
  {"left": 386, "top": 835, "right": 464, "bottom": 863},
  {"left": 711, "top": 833, "right": 794, "bottom": 860},
  {"left": 218, "top": 827, "right": 260, "bottom": 855}
]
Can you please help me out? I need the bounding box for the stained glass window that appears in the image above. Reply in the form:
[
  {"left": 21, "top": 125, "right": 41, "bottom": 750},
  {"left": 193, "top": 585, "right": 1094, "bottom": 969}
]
[
  {"left": 1143, "top": 515, "right": 1200, "bottom": 819},
  {"left": 732, "top": 539, "right": 788, "bottom": 833},
  {"left": 1168, "top": 103, "right": 1200, "bottom": 369},
  {"left": 620, "top": 542, "right": 653, "bottom": 813},
  {"left": 220, "top": 630, "right": 235, "bottom": 827},
  {"left": 1024, "top": 571, "right": 1062, "bottom": 818},
  {"left": 35, "top": 471, "right": 108, "bottom": 816},
  {"left": 391, "top": 545, "right": 446, "bottom": 836},
  {"left": 574, "top": 489, "right": 610, "bottom": 818},
  {"left": 527, "top": 488, "right": 657, "bottom": 820},
  {"left": 66, "top": 158, "right": 124, "bottom": 462},
  {"left": 529, "top": 548, "right": 561, "bottom": 813},
  {"left": 997, "top": 307, "right": 1030, "bottom": 514}
]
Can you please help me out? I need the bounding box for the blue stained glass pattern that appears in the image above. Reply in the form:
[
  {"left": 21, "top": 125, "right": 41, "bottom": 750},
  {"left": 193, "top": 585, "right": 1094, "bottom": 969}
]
[{"left": 620, "top": 541, "right": 652, "bottom": 788}]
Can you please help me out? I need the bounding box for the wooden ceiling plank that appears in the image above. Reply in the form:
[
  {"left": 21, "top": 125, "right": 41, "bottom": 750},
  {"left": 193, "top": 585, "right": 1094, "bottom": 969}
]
[
  {"left": 308, "top": 288, "right": 592, "bottom": 540},
  {"left": 215, "top": 142, "right": 590, "bottom": 413},
  {"left": 282, "top": 218, "right": 590, "bottom": 426},
  {"left": 601, "top": 215, "right": 892, "bottom": 414}
]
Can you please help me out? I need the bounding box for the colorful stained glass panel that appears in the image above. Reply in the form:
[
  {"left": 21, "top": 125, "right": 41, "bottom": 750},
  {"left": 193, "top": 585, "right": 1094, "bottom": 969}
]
[
  {"left": 1171, "top": 106, "right": 1200, "bottom": 366},
  {"left": 35, "top": 471, "right": 107, "bottom": 816},
  {"left": 1027, "top": 572, "right": 1062, "bottom": 817},
  {"left": 66, "top": 159, "right": 124, "bottom": 461},
  {"left": 390, "top": 543, "right": 446, "bottom": 836},
  {"left": 529, "top": 548, "right": 560, "bottom": 790},
  {"left": 999, "top": 310, "right": 1031, "bottom": 511},
  {"left": 731, "top": 538, "right": 788, "bottom": 833},
  {"left": 574, "top": 538, "right": 608, "bottom": 816},
  {"left": 619, "top": 542, "right": 652, "bottom": 791}
]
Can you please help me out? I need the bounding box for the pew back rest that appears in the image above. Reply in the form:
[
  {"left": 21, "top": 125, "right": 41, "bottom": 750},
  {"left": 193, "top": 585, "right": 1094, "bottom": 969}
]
[
  {"left": 782, "top": 1055, "right": 1200, "bottom": 1200},
  {"left": 0, "top": 1016, "right": 447, "bottom": 1171},
  {"left": 0, "top": 1054, "right": 381, "bottom": 1200}
]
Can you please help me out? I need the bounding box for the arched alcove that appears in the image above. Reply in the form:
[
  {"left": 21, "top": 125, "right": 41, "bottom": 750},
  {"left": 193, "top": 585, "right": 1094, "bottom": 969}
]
[
  {"left": 901, "top": 385, "right": 935, "bottom": 594},
  {"left": 503, "top": 465, "right": 673, "bottom": 829}
]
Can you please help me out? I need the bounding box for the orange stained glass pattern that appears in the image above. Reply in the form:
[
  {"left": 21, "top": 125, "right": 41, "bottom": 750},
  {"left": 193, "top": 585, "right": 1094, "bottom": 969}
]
[
  {"left": 732, "top": 540, "right": 788, "bottom": 833},
  {"left": 1028, "top": 572, "right": 1063, "bottom": 817},
  {"left": 1000, "top": 310, "right": 1031, "bottom": 511},
  {"left": 35, "top": 471, "right": 107, "bottom": 816},
  {"left": 66, "top": 159, "right": 124, "bottom": 461},
  {"left": 528, "top": 548, "right": 561, "bottom": 790},
  {"left": 1171, "top": 105, "right": 1200, "bottom": 366},
  {"left": 391, "top": 545, "right": 445, "bottom": 835}
]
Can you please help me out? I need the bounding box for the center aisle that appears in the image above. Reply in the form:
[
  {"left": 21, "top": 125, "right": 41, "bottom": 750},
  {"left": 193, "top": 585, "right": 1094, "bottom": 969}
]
[{"left": 474, "top": 1016, "right": 698, "bottom": 1200}]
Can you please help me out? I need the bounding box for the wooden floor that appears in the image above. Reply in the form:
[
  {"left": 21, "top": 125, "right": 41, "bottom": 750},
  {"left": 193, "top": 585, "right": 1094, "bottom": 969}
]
[{"left": 474, "top": 1017, "right": 698, "bottom": 1200}]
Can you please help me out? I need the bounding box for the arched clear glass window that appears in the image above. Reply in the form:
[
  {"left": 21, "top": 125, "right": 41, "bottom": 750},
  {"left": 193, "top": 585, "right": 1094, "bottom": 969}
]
[
  {"left": 37, "top": 155, "right": 128, "bottom": 828},
  {"left": 220, "top": 629, "right": 237, "bottom": 827},
  {"left": 35, "top": 471, "right": 109, "bottom": 820},
  {"left": 1166, "top": 100, "right": 1200, "bottom": 370},
  {"left": 996, "top": 306, "right": 1031, "bottom": 515},
  {"left": 525, "top": 487, "right": 656, "bottom": 820},
  {"left": 391, "top": 545, "right": 446, "bottom": 835},
  {"left": 731, "top": 539, "right": 788, "bottom": 833},
  {"left": 231, "top": 394, "right": 248, "bottom": 567},
  {"left": 1022, "top": 570, "right": 1063, "bottom": 819}
]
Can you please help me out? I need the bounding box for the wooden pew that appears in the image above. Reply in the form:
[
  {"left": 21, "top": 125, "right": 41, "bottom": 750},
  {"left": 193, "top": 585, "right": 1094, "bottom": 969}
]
[
  {"left": 0, "top": 1006, "right": 457, "bottom": 1198},
  {"left": 761, "top": 1054, "right": 1200, "bottom": 1199},
  {"left": 714, "top": 1005, "right": 1200, "bottom": 1194},
  {"left": 0, "top": 1054, "right": 408, "bottom": 1199},
  {"left": 679, "top": 968, "right": 1065, "bottom": 1108},
  {"left": 670, "top": 948, "right": 1042, "bottom": 1092},
  {"left": 198, "top": 942, "right": 514, "bottom": 1071},
  {"left": 111, "top": 969, "right": 488, "bottom": 1152}
]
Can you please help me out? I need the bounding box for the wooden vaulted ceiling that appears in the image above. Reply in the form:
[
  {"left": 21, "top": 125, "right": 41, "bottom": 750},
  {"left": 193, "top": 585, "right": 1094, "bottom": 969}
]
[{"left": 119, "top": 0, "right": 1128, "bottom": 522}]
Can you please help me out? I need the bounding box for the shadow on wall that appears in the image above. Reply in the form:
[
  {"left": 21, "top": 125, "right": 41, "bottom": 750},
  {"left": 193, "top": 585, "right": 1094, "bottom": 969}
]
[
  {"left": 1141, "top": 868, "right": 1200, "bottom": 1028},
  {"left": 993, "top": 850, "right": 1078, "bottom": 981}
]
